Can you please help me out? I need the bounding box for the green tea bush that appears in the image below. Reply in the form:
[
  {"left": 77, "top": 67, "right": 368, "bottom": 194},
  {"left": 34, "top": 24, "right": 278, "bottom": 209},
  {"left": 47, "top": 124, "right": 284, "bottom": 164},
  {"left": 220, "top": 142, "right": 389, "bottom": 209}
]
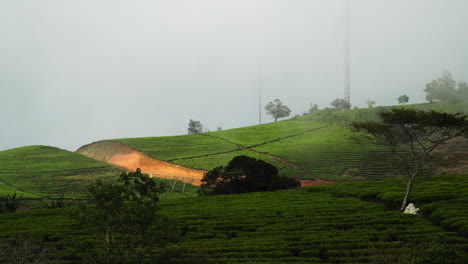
[{"left": 0, "top": 192, "right": 23, "bottom": 213}]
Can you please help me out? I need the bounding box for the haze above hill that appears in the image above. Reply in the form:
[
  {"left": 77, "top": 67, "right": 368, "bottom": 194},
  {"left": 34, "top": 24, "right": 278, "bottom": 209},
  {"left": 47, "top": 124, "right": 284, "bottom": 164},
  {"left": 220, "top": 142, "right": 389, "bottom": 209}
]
[{"left": 1, "top": 0, "right": 468, "bottom": 151}]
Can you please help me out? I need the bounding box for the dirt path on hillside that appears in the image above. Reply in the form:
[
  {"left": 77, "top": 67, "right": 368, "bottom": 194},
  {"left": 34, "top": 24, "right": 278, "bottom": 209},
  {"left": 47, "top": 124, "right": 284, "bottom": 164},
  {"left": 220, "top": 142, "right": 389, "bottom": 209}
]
[
  {"left": 77, "top": 141, "right": 206, "bottom": 185},
  {"left": 76, "top": 140, "right": 332, "bottom": 187}
]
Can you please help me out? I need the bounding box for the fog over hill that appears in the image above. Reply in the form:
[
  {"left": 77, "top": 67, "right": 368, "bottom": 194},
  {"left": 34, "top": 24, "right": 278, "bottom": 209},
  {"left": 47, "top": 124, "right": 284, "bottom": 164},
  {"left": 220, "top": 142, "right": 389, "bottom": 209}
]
[{"left": 1, "top": 0, "right": 468, "bottom": 151}]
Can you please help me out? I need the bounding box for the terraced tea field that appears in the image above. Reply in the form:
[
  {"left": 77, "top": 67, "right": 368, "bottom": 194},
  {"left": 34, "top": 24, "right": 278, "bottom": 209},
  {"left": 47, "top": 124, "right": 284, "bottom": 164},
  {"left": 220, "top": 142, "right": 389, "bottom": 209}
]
[
  {"left": 0, "top": 145, "right": 119, "bottom": 198},
  {"left": 0, "top": 145, "right": 198, "bottom": 201},
  {"left": 109, "top": 101, "right": 468, "bottom": 182},
  {"left": 1, "top": 174, "right": 467, "bottom": 263},
  {"left": 156, "top": 188, "right": 467, "bottom": 263},
  {"left": 112, "top": 121, "right": 389, "bottom": 181},
  {"left": 310, "top": 174, "right": 468, "bottom": 238}
]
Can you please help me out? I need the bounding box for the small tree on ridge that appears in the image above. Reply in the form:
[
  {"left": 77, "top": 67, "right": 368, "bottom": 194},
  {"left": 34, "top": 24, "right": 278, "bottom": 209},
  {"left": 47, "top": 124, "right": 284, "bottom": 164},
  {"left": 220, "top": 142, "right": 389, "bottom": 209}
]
[
  {"left": 187, "top": 119, "right": 203, "bottom": 134},
  {"left": 397, "top": 95, "right": 409, "bottom": 104},
  {"left": 265, "top": 99, "right": 291, "bottom": 122},
  {"left": 331, "top": 98, "right": 351, "bottom": 111}
]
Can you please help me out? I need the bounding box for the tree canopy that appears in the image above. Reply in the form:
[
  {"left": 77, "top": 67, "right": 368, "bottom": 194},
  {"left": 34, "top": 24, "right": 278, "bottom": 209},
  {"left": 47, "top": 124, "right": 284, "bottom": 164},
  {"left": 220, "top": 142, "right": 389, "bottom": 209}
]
[
  {"left": 187, "top": 119, "right": 203, "bottom": 134},
  {"left": 265, "top": 99, "right": 291, "bottom": 122},
  {"left": 330, "top": 98, "right": 351, "bottom": 111},
  {"left": 73, "top": 169, "right": 177, "bottom": 263},
  {"left": 308, "top": 103, "right": 319, "bottom": 113},
  {"left": 424, "top": 71, "right": 468, "bottom": 103},
  {"left": 397, "top": 94, "right": 409, "bottom": 104},
  {"left": 366, "top": 100, "right": 376, "bottom": 108},
  {"left": 351, "top": 108, "right": 468, "bottom": 211},
  {"left": 199, "top": 155, "right": 300, "bottom": 195}
]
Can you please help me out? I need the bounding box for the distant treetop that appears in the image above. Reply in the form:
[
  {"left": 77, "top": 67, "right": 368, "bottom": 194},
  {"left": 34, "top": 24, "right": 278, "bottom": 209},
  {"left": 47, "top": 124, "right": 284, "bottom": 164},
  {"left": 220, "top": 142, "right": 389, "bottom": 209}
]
[{"left": 330, "top": 98, "right": 351, "bottom": 111}]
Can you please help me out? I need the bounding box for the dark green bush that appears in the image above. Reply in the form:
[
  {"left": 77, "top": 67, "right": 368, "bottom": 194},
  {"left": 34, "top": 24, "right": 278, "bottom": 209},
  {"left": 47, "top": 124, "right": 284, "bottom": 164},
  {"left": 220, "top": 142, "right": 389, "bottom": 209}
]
[
  {"left": 0, "top": 192, "right": 23, "bottom": 213},
  {"left": 199, "top": 155, "right": 300, "bottom": 195}
]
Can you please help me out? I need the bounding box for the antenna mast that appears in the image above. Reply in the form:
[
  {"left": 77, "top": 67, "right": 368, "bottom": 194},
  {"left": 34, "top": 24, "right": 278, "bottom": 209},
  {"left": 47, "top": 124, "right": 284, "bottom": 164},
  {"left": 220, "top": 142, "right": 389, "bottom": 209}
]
[
  {"left": 344, "top": 0, "right": 351, "bottom": 104},
  {"left": 258, "top": 65, "right": 262, "bottom": 125}
]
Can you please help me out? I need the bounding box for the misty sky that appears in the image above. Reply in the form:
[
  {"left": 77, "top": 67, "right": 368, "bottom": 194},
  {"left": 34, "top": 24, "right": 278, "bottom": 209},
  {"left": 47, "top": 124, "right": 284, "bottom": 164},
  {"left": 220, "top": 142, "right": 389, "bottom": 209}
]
[{"left": 1, "top": 0, "right": 468, "bottom": 151}]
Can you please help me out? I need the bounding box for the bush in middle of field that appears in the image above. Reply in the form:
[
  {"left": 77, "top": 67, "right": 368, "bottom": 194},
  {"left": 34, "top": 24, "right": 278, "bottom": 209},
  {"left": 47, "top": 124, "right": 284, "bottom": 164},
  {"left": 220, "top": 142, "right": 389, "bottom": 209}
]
[{"left": 199, "top": 155, "right": 300, "bottom": 195}]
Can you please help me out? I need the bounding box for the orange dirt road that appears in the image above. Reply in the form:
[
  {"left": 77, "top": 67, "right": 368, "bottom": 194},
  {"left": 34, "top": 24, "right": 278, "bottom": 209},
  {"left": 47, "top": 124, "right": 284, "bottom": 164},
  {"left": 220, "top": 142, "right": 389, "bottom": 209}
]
[
  {"left": 76, "top": 141, "right": 206, "bottom": 186},
  {"left": 299, "top": 179, "right": 337, "bottom": 187}
]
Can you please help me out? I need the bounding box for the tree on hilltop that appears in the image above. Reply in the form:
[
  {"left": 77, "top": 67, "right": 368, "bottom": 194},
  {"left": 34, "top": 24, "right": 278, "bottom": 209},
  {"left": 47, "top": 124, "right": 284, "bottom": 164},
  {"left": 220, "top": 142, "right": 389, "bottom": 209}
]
[
  {"left": 308, "top": 103, "right": 319, "bottom": 113},
  {"left": 331, "top": 98, "right": 351, "bottom": 111},
  {"left": 187, "top": 119, "right": 203, "bottom": 134},
  {"left": 366, "top": 100, "right": 376, "bottom": 108},
  {"left": 265, "top": 99, "right": 291, "bottom": 122},
  {"left": 424, "top": 71, "right": 457, "bottom": 103},
  {"left": 456, "top": 82, "right": 468, "bottom": 100},
  {"left": 397, "top": 94, "right": 409, "bottom": 104},
  {"left": 351, "top": 108, "right": 468, "bottom": 211}
]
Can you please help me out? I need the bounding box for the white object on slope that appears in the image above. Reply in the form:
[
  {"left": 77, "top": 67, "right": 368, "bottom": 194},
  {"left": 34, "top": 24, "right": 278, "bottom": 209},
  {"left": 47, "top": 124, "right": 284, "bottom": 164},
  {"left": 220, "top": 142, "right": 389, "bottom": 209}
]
[{"left": 403, "top": 203, "right": 420, "bottom": 215}]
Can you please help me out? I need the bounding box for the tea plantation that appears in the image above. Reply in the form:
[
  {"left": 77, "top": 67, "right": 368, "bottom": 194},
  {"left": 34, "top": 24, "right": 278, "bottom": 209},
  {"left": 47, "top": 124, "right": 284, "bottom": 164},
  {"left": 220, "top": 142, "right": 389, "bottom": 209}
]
[
  {"left": 112, "top": 101, "right": 468, "bottom": 182},
  {"left": 0, "top": 145, "right": 198, "bottom": 201},
  {"left": 0, "top": 174, "right": 467, "bottom": 263},
  {"left": 114, "top": 121, "right": 389, "bottom": 181},
  {"left": 0, "top": 145, "right": 119, "bottom": 199}
]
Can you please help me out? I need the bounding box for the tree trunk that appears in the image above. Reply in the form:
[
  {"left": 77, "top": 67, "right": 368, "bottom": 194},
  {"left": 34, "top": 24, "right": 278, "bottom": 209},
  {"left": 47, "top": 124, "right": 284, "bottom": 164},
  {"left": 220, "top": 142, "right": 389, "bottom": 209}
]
[{"left": 400, "top": 178, "right": 414, "bottom": 211}]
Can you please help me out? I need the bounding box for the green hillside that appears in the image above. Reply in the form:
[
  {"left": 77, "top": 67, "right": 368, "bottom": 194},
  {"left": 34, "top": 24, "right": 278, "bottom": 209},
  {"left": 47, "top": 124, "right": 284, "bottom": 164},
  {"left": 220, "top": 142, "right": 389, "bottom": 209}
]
[
  {"left": 297, "top": 100, "right": 468, "bottom": 124},
  {"left": 1, "top": 173, "right": 467, "bottom": 263},
  {"left": 0, "top": 146, "right": 198, "bottom": 201},
  {"left": 113, "top": 101, "right": 468, "bottom": 182},
  {"left": 0, "top": 145, "right": 119, "bottom": 198},
  {"left": 115, "top": 121, "right": 388, "bottom": 181}
]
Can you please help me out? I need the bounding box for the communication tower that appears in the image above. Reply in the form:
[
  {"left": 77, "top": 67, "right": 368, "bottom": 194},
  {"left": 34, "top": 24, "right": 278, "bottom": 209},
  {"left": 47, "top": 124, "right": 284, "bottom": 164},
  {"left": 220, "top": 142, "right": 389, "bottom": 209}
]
[{"left": 344, "top": 0, "right": 351, "bottom": 104}]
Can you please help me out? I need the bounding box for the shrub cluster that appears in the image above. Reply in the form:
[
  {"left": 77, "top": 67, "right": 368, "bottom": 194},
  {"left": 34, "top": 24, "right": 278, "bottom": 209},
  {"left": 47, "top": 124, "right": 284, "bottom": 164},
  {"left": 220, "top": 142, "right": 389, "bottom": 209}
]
[{"left": 199, "top": 155, "right": 300, "bottom": 195}]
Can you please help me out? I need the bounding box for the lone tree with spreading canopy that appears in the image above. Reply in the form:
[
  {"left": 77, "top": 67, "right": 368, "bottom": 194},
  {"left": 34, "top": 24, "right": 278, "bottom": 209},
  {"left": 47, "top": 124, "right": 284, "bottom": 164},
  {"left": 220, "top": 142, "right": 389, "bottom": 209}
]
[
  {"left": 351, "top": 108, "right": 468, "bottom": 211},
  {"left": 265, "top": 99, "right": 291, "bottom": 122}
]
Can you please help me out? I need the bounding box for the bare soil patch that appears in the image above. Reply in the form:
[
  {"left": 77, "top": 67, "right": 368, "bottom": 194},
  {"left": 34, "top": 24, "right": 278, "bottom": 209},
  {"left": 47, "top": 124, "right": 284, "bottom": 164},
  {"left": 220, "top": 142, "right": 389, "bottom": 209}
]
[
  {"left": 299, "top": 179, "right": 337, "bottom": 187},
  {"left": 77, "top": 141, "right": 206, "bottom": 186}
]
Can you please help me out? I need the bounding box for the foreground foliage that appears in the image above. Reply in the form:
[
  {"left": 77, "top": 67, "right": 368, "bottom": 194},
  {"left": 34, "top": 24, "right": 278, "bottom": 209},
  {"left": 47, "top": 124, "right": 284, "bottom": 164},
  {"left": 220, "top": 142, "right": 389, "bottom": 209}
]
[{"left": 71, "top": 169, "right": 177, "bottom": 264}]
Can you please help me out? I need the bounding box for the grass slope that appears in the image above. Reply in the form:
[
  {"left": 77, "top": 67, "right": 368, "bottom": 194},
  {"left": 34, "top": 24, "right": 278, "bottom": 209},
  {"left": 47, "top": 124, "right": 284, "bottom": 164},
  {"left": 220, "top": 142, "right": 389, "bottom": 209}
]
[
  {"left": 0, "top": 145, "right": 119, "bottom": 198},
  {"left": 112, "top": 101, "right": 468, "bottom": 182},
  {"left": 114, "top": 121, "right": 387, "bottom": 181},
  {"left": 1, "top": 174, "right": 467, "bottom": 263},
  {"left": 0, "top": 145, "right": 199, "bottom": 201}
]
